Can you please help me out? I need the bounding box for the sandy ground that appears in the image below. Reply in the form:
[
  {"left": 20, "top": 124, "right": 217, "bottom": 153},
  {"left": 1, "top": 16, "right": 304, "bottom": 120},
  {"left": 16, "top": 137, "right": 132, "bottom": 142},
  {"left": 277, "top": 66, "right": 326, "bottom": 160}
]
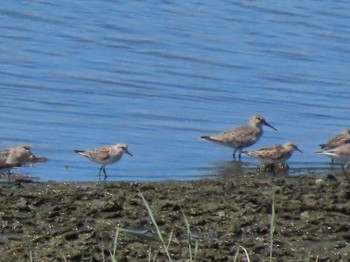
[{"left": 1, "top": 170, "right": 350, "bottom": 262}]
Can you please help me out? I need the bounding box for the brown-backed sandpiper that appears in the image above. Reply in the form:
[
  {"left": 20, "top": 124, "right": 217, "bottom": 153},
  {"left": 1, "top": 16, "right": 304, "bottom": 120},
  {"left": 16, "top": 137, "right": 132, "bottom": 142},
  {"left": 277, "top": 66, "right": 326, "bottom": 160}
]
[{"left": 201, "top": 114, "right": 277, "bottom": 160}]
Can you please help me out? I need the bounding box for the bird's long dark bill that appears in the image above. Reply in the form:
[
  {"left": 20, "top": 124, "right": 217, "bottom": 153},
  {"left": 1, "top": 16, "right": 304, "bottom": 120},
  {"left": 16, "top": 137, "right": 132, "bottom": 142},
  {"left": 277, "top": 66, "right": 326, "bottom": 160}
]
[
  {"left": 263, "top": 121, "right": 277, "bottom": 131},
  {"left": 297, "top": 148, "right": 303, "bottom": 153},
  {"left": 126, "top": 149, "right": 133, "bottom": 157}
]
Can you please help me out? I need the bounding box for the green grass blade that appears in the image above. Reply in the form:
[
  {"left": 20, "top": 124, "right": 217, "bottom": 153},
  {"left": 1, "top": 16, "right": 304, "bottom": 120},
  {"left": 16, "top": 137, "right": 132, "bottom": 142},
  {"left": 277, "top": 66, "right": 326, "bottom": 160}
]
[
  {"left": 233, "top": 245, "right": 250, "bottom": 262},
  {"left": 167, "top": 229, "right": 174, "bottom": 250},
  {"left": 147, "top": 248, "right": 152, "bottom": 262},
  {"left": 139, "top": 192, "right": 164, "bottom": 243},
  {"left": 112, "top": 227, "right": 120, "bottom": 257},
  {"left": 233, "top": 245, "right": 240, "bottom": 262},
  {"left": 182, "top": 209, "right": 193, "bottom": 262},
  {"left": 109, "top": 251, "right": 117, "bottom": 262},
  {"left": 139, "top": 192, "right": 172, "bottom": 262},
  {"left": 270, "top": 197, "right": 276, "bottom": 262},
  {"left": 307, "top": 251, "right": 311, "bottom": 262},
  {"left": 194, "top": 239, "right": 199, "bottom": 261},
  {"left": 61, "top": 254, "right": 68, "bottom": 262},
  {"left": 29, "top": 251, "right": 33, "bottom": 262},
  {"left": 117, "top": 227, "right": 160, "bottom": 242},
  {"left": 239, "top": 245, "right": 251, "bottom": 262}
]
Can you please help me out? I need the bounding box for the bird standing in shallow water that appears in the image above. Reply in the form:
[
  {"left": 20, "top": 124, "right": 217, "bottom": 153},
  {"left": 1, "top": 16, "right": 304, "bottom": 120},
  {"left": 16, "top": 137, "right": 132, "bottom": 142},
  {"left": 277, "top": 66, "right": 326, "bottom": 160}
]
[
  {"left": 319, "top": 128, "right": 350, "bottom": 167},
  {"left": 74, "top": 143, "right": 133, "bottom": 181},
  {"left": 4, "top": 144, "right": 47, "bottom": 165},
  {"left": 320, "top": 128, "right": 350, "bottom": 150},
  {"left": 243, "top": 142, "right": 302, "bottom": 175},
  {"left": 243, "top": 141, "right": 302, "bottom": 164},
  {"left": 317, "top": 143, "right": 350, "bottom": 181},
  {"left": 201, "top": 114, "right": 277, "bottom": 160},
  {"left": 0, "top": 143, "right": 47, "bottom": 181}
]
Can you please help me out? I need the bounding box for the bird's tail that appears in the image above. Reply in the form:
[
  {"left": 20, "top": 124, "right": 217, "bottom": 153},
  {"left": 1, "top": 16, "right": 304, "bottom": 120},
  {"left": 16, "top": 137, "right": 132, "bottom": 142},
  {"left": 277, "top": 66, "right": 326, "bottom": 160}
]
[
  {"left": 74, "top": 149, "right": 87, "bottom": 157},
  {"left": 201, "top": 136, "right": 218, "bottom": 142},
  {"left": 316, "top": 150, "right": 335, "bottom": 156},
  {"left": 319, "top": 144, "right": 329, "bottom": 150}
]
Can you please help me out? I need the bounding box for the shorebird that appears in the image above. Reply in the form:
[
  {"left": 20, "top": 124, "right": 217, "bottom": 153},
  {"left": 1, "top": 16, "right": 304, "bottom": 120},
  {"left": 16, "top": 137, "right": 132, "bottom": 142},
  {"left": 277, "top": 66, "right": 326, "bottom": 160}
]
[
  {"left": 0, "top": 143, "right": 30, "bottom": 163},
  {"left": 0, "top": 143, "right": 47, "bottom": 181},
  {"left": 243, "top": 142, "right": 303, "bottom": 164},
  {"left": 319, "top": 128, "right": 350, "bottom": 166},
  {"left": 4, "top": 144, "right": 47, "bottom": 165},
  {"left": 201, "top": 114, "right": 277, "bottom": 160},
  {"left": 74, "top": 143, "right": 133, "bottom": 180},
  {"left": 243, "top": 142, "right": 302, "bottom": 175},
  {"left": 320, "top": 128, "right": 350, "bottom": 150},
  {"left": 317, "top": 144, "right": 350, "bottom": 181}
]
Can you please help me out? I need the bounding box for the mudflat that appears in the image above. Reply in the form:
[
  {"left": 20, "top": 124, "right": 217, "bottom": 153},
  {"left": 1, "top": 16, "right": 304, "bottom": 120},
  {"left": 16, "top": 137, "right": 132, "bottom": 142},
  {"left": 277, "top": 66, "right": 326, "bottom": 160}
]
[{"left": 1, "top": 172, "right": 350, "bottom": 261}]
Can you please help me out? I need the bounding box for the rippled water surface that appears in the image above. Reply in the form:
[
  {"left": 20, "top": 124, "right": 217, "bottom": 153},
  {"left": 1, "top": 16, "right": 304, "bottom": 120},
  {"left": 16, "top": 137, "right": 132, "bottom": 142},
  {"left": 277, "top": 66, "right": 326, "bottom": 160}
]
[{"left": 1, "top": 2, "right": 350, "bottom": 181}]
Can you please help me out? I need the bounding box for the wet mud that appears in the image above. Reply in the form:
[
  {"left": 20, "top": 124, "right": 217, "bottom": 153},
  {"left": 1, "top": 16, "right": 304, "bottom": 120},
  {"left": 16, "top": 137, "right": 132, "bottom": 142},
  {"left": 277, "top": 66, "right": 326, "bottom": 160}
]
[{"left": 1, "top": 171, "right": 350, "bottom": 261}]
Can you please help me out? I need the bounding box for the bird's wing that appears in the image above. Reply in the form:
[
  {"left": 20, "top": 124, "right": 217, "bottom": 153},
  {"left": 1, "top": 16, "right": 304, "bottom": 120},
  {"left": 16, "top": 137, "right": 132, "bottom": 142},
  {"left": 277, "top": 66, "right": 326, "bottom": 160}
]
[
  {"left": 0, "top": 149, "right": 10, "bottom": 162},
  {"left": 214, "top": 125, "right": 256, "bottom": 143},
  {"left": 89, "top": 146, "right": 111, "bottom": 160},
  {"left": 249, "top": 145, "right": 284, "bottom": 160},
  {"left": 321, "top": 134, "right": 350, "bottom": 150}
]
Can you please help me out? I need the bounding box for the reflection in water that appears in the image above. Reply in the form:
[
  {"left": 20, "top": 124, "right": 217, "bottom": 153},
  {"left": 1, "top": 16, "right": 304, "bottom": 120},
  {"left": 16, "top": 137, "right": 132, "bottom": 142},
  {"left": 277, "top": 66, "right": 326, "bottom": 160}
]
[
  {"left": 256, "top": 163, "right": 289, "bottom": 177},
  {"left": 210, "top": 160, "right": 300, "bottom": 178},
  {"left": 209, "top": 160, "right": 244, "bottom": 178}
]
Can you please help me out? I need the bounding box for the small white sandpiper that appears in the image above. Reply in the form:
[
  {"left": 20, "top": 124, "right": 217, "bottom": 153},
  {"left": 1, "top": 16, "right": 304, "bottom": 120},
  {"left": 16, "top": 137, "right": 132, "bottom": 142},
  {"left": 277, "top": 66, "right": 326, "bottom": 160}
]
[
  {"left": 201, "top": 114, "right": 277, "bottom": 160},
  {"left": 317, "top": 143, "right": 350, "bottom": 181},
  {"left": 4, "top": 144, "right": 47, "bottom": 165},
  {"left": 319, "top": 128, "right": 350, "bottom": 166},
  {"left": 74, "top": 143, "right": 133, "bottom": 180},
  {"left": 0, "top": 143, "right": 47, "bottom": 181},
  {"left": 243, "top": 141, "right": 302, "bottom": 175}
]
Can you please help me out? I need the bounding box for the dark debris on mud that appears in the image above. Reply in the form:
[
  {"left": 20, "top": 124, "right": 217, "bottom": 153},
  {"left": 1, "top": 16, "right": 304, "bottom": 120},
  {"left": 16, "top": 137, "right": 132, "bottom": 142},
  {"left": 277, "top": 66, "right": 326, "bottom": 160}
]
[{"left": 1, "top": 172, "right": 350, "bottom": 261}]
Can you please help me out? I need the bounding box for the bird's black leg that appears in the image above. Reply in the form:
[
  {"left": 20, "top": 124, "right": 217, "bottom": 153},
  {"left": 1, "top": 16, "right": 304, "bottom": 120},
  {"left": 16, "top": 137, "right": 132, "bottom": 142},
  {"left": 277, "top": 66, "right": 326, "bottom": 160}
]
[
  {"left": 271, "top": 164, "right": 276, "bottom": 176},
  {"left": 233, "top": 149, "right": 237, "bottom": 159},
  {"left": 98, "top": 166, "right": 103, "bottom": 181},
  {"left": 102, "top": 167, "right": 108, "bottom": 181},
  {"left": 341, "top": 163, "right": 346, "bottom": 175},
  {"left": 341, "top": 164, "right": 350, "bottom": 182}
]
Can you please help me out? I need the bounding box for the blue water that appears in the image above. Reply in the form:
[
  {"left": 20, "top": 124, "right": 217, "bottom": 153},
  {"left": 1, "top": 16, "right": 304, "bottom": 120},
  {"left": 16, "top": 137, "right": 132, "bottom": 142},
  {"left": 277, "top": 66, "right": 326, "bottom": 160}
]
[{"left": 0, "top": 1, "right": 349, "bottom": 181}]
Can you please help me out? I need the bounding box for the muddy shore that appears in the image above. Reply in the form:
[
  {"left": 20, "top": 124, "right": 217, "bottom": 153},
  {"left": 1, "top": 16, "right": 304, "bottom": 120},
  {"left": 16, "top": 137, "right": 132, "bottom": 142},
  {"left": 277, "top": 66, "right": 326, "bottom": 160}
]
[{"left": 1, "top": 171, "right": 350, "bottom": 261}]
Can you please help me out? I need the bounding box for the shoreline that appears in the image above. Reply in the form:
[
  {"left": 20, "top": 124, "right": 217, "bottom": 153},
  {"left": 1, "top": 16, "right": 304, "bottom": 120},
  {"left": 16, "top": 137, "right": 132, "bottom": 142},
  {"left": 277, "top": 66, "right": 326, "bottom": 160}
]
[
  {"left": 0, "top": 163, "right": 340, "bottom": 184},
  {"left": 1, "top": 171, "right": 349, "bottom": 261}
]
